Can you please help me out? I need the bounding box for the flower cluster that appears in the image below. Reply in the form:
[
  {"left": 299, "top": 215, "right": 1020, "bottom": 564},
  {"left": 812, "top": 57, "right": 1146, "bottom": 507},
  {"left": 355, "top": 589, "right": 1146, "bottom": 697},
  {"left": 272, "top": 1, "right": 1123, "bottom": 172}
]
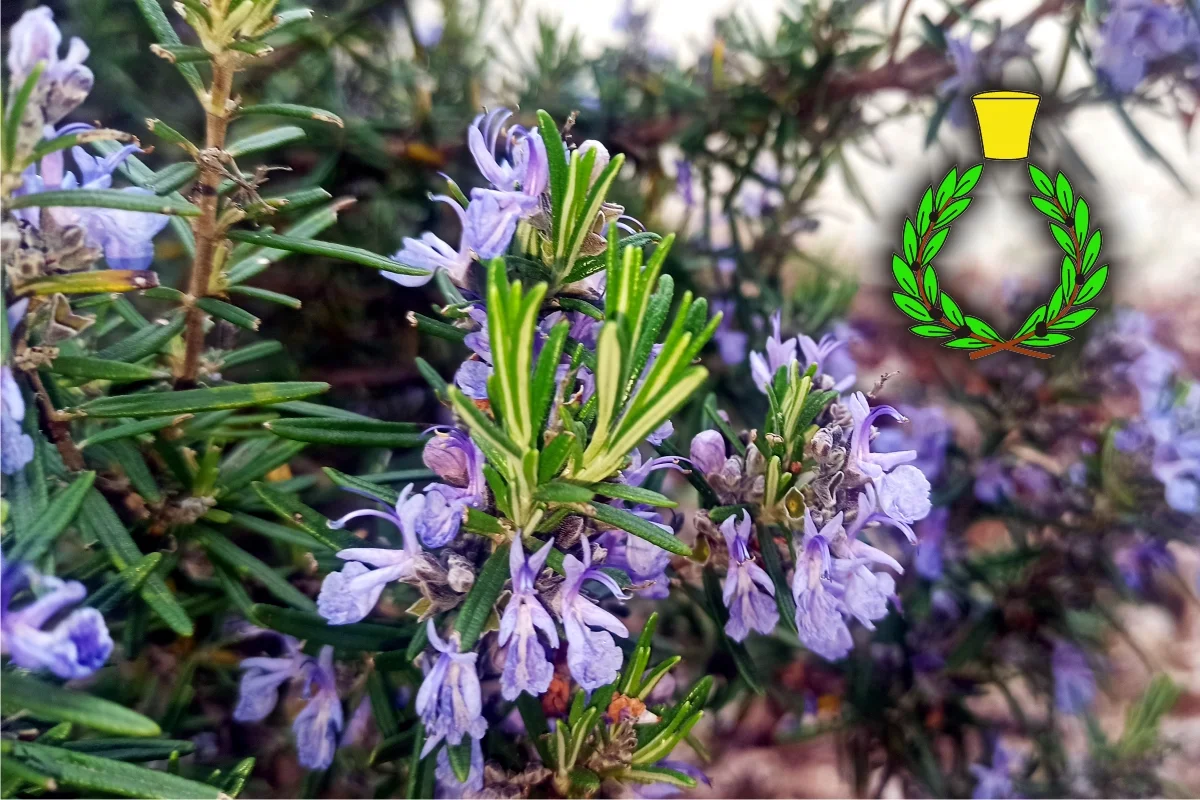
[{"left": 1096, "top": 0, "right": 1200, "bottom": 94}]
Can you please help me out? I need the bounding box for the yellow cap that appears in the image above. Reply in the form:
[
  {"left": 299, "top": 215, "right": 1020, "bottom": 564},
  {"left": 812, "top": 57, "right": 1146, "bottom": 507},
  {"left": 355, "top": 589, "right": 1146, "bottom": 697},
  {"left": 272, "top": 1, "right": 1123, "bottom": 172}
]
[{"left": 972, "top": 91, "right": 1040, "bottom": 160}]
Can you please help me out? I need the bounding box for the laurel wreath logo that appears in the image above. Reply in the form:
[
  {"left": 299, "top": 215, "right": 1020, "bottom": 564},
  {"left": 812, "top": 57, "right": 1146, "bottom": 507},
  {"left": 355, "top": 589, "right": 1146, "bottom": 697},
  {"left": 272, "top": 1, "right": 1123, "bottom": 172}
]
[{"left": 891, "top": 164, "right": 1109, "bottom": 360}]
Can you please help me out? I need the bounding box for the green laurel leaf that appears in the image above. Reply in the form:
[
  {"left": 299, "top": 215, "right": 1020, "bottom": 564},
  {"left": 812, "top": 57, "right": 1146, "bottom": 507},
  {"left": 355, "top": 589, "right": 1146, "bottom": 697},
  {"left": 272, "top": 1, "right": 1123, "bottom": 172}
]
[
  {"left": 965, "top": 317, "right": 1001, "bottom": 341},
  {"left": 922, "top": 228, "right": 949, "bottom": 264},
  {"left": 1055, "top": 172, "right": 1074, "bottom": 214},
  {"left": 1031, "top": 196, "right": 1065, "bottom": 223},
  {"left": 1075, "top": 266, "right": 1108, "bottom": 303},
  {"left": 1048, "top": 286, "right": 1066, "bottom": 319},
  {"left": 944, "top": 337, "right": 989, "bottom": 350},
  {"left": 940, "top": 294, "right": 966, "bottom": 328},
  {"left": 892, "top": 255, "right": 918, "bottom": 296},
  {"left": 934, "top": 197, "right": 971, "bottom": 228},
  {"left": 1060, "top": 256, "right": 1077, "bottom": 297},
  {"left": 922, "top": 266, "right": 939, "bottom": 304},
  {"left": 1029, "top": 165, "right": 1054, "bottom": 196},
  {"left": 910, "top": 324, "right": 952, "bottom": 338},
  {"left": 1082, "top": 230, "right": 1103, "bottom": 272},
  {"left": 1016, "top": 305, "right": 1047, "bottom": 337},
  {"left": 935, "top": 168, "right": 958, "bottom": 208},
  {"left": 1049, "top": 308, "right": 1096, "bottom": 330},
  {"left": 903, "top": 220, "right": 918, "bottom": 262},
  {"left": 1074, "top": 197, "right": 1090, "bottom": 241},
  {"left": 1050, "top": 224, "right": 1075, "bottom": 256},
  {"left": 954, "top": 164, "right": 983, "bottom": 197},
  {"left": 917, "top": 189, "right": 934, "bottom": 234},
  {"left": 1023, "top": 333, "right": 1073, "bottom": 347},
  {"left": 892, "top": 293, "right": 933, "bottom": 322}
]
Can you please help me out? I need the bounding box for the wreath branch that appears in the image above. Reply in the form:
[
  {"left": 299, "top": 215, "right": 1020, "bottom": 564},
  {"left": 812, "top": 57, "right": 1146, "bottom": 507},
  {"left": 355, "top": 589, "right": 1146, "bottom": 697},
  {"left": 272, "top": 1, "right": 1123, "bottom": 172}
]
[{"left": 890, "top": 163, "right": 1107, "bottom": 360}]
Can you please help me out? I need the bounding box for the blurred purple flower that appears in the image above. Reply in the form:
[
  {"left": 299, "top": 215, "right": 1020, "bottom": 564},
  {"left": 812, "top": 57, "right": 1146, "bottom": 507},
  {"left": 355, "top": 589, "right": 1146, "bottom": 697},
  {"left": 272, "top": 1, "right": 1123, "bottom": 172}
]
[
  {"left": 1096, "top": 0, "right": 1200, "bottom": 93},
  {"left": 1, "top": 365, "right": 34, "bottom": 475},
  {"left": 711, "top": 300, "right": 748, "bottom": 365},
  {"left": 872, "top": 405, "right": 951, "bottom": 483},
  {"left": 970, "top": 741, "right": 1021, "bottom": 799},
  {"left": 417, "top": 621, "right": 487, "bottom": 756},
  {"left": 498, "top": 537, "right": 557, "bottom": 700},
  {"left": 675, "top": 159, "right": 694, "bottom": 206},
  {"left": 720, "top": 512, "right": 778, "bottom": 642},
  {"left": 7, "top": 7, "right": 93, "bottom": 125},
  {"left": 1052, "top": 640, "right": 1096, "bottom": 715},
  {"left": 914, "top": 508, "right": 949, "bottom": 581},
  {"left": 293, "top": 646, "right": 344, "bottom": 770},
  {"left": 940, "top": 31, "right": 1034, "bottom": 128},
  {"left": 1114, "top": 534, "right": 1175, "bottom": 593},
  {"left": 974, "top": 458, "right": 1015, "bottom": 504},
  {"left": 1147, "top": 384, "right": 1200, "bottom": 513},
  {"left": 561, "top": 534, "right": 631, "bottom": 691},
  {"left": 0, "top": 558, "right": 112, "bottom": 679},
  {"left": 234, "top": 634, "right": 306, "bottom": 722}
]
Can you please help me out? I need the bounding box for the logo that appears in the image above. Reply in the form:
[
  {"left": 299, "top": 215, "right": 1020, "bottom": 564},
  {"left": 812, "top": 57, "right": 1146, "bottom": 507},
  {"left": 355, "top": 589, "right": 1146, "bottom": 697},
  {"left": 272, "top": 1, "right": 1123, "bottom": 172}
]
[{"left": 890, "top": 91, "right": 1108, "bottom": 360}]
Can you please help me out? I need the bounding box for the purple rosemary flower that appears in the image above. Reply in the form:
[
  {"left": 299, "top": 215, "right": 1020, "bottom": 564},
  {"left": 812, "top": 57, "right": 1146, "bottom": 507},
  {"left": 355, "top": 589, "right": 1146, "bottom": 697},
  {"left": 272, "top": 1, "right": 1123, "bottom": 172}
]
[
  {"left": 720, "top": 512, "right": 778, "bottom": 642},
  {"left": 293, "top": 647, "right": 344, "bottom": 770},
  {"left": 872, "top": 405, "right": 951, "bottom": 483},
  {"left": 234, "top": 643, "right": 343, "bottom": 770},
  {"left": 619, "top": 448, "right": 687, "bottom": 488},
  {"left": 423, "top": 427, "right": 486, "bottom": 496},
  {"left": 873, "top": 465, "right": 933, "bottom": 538},
  {"left": 416, "top": 621, "right": 487, "bottom": 756},
  {"left": 1052, "top": 640, "right": 1097, "bottom": 715},
  {"left": 468, "top": 108, "right": 548, "bottom": 200},
  {"left": 970, "top": 741, "right": 1021, "bottom": 799},
  {"left": 317, "top": 485, "right": 425, "bottom": 624},
  {"left": 454, "top": 306, "right": 492, "bottom": 399},
  {"left": 0, "top": 558, "right": 112, "bottom": 679},
  {"left": 15, "top": 129, "right": 169, "bottom": 269},
  {"left": 799, "top": 333, "right": 856, "bottom": 393},
  {"left": 1, "top": 365, "right": 34, "bottom": 475},
  {"left": 974, "top": 458, "right": 1015, "bottom": 504},
  {"left": 749, "top": 311, "right": 798, "bottom": 392},
  {"left": 435, "top": 738, "right": 484, "bottom": 798},
  {"left": 561, "top": 534, "right": 631, "bottom": 691},
  {"left": 497, "top": 536, "right": 557, "bottom": 700},
  {"left": 940, "top": 31, "right": 1034, "bottom": 128},
  {"left": 6, "top": 7, "right": 93, "bottom": 126},
  {"left": 601, "top": 510, "right": 673, "bottom": 599},
  {"left": 389, "top": 190, "right": 532, "bottom": 288},
  {"left": 845, "top": 392, "right": 918, "bottom": 482},
  {"left": 791, "top": 512, "right": 853, "bottom": 661},
  {"left": 1096, "top": 0, "right": 1200, "bottom": 93}
]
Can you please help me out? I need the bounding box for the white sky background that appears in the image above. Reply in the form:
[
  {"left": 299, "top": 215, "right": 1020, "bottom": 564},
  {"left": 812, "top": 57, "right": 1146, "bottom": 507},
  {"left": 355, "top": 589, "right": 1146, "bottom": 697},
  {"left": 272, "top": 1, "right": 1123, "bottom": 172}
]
[{"left": 414, "top": 0, "right": 1200, "bottom": 301}]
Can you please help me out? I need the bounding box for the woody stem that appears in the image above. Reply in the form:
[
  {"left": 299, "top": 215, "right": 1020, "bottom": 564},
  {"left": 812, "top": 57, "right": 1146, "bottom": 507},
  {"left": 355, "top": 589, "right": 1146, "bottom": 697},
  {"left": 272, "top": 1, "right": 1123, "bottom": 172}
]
[{"left": 178, "top": 57, "right": 235, "bottom": 386}]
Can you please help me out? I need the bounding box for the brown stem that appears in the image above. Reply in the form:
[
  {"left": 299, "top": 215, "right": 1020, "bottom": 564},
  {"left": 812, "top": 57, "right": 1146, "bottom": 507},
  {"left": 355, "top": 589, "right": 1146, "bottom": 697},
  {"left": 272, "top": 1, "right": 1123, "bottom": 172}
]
[
  {"left": 27, "top": 368, "right": 85, "bottom": 471},
  {"left": 178, "top": 58, "right": 236, "bottom": 386}
]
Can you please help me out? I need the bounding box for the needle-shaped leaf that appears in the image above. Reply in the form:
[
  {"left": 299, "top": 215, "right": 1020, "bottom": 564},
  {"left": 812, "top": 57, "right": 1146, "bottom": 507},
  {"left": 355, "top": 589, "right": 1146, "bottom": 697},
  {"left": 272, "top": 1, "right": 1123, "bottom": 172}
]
[{"left": 78, "top": 382, "right": 329, "bottom": 417}]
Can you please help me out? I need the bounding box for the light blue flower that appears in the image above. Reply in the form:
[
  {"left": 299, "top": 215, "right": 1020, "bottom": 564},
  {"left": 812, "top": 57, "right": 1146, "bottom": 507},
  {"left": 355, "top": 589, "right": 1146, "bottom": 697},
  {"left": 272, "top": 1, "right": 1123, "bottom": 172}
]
[
  {"left": 0, "top": 557, "right": 113, "bottom": 680},
  {"left": 720, "top": 512, "right": 778, "bottom": 642},
  {"left": 6, "top": 7, "right": 93, "bottom": 125},
  {"left": 416, "top": 621, "right": 487, "bottom": 756},
  {"left": 317, "top": 484, "right": 426, "bottom": 624},
  {"left": 233, "top": 634, "right": 306, "bottom": 722},
  {"left": 15, "top": 128, "right": 168, "bottom": 270},
  {"left": 1096, "top": 0, "right": 1200, "bottom": 94},
  {"left": 970, "top": 741, "right": 1021, "bottom": 799},
  {"left": 872, "top": 404, "right": 951, "bottom": 483},
  {"left": 467, "top": 108, "right": 548, "bottom": 200},
  {"left": 799, "top": 332, "right": 856, "bottom": 393},
  {"left": 497, "top": 536, "right": 557, "bottom": 700},
  {"left": 749, "top": 311, "right": 797, "bottom": 392},
  {"left": 1, "top": 365, "right": 34, "bottom": 475},
  {"left": 561, "top": 534, "right": 631, "bottom": 691},
  {"left": 845, "top": 392, "right": 917, "bottom": 482},
  {"left": 791, "top": 512, "right": 853, "bottom": 661},
  {"left": 293, "top": 646, "right": 344, "bottom": 771}
]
